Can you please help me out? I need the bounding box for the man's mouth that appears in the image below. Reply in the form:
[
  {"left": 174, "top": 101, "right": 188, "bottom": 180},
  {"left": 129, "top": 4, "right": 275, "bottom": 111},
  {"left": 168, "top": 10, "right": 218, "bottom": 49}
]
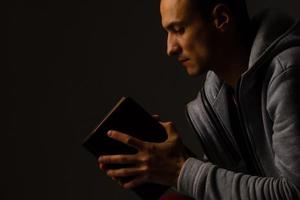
[
  {"left": 179, "top": 58, "right": 190, "bottom": 66},
  {"left": 179, "top": 58, "right": 189, "bottom": 63}
]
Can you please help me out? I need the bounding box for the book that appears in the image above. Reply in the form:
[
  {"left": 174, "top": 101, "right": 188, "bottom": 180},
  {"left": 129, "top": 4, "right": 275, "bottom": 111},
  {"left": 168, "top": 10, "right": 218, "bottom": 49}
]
[{"left": 82, "top": 96, "right": 169, "bottom": 200}]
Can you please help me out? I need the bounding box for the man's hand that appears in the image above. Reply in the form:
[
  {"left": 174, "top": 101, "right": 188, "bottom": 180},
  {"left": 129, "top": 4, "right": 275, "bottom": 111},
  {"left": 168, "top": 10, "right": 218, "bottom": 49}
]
[{"left": 98, "top": 118, "right": 189, "bottom": 189}]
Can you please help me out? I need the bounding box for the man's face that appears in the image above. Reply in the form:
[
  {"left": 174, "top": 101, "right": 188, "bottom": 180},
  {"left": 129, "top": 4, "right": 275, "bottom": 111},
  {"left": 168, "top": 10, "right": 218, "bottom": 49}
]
[{"left": 160, "top": 0, "right": 214, "bottom": 76}]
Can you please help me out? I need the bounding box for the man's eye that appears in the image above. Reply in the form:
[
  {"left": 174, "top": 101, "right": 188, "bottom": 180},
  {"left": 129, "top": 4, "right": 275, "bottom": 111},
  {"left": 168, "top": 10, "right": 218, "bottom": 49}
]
[{"left": 174, "top": 27, "right": 184, "bottom": 34}]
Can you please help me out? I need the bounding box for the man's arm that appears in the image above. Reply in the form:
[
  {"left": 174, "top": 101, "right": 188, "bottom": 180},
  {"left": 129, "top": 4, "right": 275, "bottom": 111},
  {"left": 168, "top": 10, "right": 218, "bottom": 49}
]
[{"left": 177, "top": 66, "right": 300, "bottom": 200}]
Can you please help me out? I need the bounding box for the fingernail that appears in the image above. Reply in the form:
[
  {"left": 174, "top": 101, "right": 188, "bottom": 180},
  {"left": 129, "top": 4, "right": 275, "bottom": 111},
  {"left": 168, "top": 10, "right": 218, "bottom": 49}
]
[{"left": 107, "top": 130, "right": 112, "bottom": 137}]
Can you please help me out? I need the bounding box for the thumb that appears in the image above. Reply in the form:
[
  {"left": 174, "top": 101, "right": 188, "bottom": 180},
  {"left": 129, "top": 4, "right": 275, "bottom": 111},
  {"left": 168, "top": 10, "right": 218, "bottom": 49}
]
[
  {"left": 152, "top": 114, "right": 160, "bottom": 121},
  {"left": 159, "top": 121, "right": 177, "bottom": 138}
]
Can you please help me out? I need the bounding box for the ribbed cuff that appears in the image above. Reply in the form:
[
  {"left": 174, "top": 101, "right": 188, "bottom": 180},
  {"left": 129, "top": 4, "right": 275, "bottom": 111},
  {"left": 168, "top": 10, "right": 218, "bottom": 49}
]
[{"left": 177, "top": 157, "right": 206, "bottom": 197}]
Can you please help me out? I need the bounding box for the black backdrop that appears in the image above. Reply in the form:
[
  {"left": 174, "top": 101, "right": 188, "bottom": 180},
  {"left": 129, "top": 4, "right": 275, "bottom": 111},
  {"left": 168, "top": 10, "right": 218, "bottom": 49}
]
[{"left": 6, "top": 0, "right": 300, "bottom": 199}]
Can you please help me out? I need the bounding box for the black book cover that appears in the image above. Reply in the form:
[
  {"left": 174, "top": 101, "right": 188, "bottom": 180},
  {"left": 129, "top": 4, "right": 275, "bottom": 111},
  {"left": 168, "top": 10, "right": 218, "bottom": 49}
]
[{"left": 82, "top": 97, "right": 169, "bottom": 200}]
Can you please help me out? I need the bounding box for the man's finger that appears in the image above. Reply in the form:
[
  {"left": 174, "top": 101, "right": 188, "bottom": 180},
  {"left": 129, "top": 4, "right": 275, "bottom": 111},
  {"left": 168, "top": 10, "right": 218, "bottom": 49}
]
[
  {"left": 159, "top": 121, "right": 176, "bottom": 133},
  {"left": 99, "top": 154, "right": 138, "bottom": 165},
  {"left": 99, "top": 163, "right": 105, "bottom": 170},
  {"left": 107, "top": 130, "right": 145, "bottom": 150},
  {"left": 122, "top": 175, "right": 147, "bottom": 189},
  {"left": 152, "top": 114, "right": 160, "bottom": 121},
  {"left": 106, "top": 167, "right": 147, "bottom": 178},
  {"left": 159, "top": 121, "right": 181, "bottom": 141}
]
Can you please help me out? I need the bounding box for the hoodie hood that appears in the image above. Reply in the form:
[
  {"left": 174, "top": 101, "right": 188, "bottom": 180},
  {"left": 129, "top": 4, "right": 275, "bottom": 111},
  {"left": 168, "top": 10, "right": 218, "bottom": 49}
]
[
  {"left": 201, "top": 11, "right": 300, "bottom": 106},
  {"left": 246, "top": 10, "right": 300, "bottom": 75}
]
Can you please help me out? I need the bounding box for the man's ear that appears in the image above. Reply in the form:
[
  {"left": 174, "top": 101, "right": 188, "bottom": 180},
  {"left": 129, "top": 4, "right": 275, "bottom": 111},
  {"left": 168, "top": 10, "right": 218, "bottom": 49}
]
[{"left": 211, "top": 4, "right": 231, "bottom": 32}]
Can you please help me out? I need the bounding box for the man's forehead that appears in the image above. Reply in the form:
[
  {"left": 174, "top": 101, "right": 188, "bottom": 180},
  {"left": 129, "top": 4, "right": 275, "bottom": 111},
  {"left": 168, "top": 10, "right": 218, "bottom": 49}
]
[{"left": 160, "top": 0, "right": 193, "bottom": 28}]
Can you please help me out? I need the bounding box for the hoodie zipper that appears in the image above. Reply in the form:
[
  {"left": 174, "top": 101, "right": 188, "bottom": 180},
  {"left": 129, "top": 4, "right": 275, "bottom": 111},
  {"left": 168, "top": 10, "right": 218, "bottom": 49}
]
[
  {"left": 185, "top": 103, "right": 218, "bottom": 162},
  {"left": 200, "top": 88, "right": 241, "bottom": 165},
  {"left": 235, "top": 79, "right": 264, "bottom": 176}
]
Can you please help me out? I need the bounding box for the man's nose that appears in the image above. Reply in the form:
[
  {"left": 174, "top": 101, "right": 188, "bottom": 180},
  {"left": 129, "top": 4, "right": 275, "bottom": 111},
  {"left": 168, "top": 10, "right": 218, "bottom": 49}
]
[{"left": 167, "top": 34, "right": 180, "bottom": 56}]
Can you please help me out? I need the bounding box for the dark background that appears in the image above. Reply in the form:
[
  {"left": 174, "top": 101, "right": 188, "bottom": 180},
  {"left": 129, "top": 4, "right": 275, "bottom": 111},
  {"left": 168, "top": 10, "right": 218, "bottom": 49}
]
[{"left": 6, "top": 0, "right": 300, "bottom": 199}]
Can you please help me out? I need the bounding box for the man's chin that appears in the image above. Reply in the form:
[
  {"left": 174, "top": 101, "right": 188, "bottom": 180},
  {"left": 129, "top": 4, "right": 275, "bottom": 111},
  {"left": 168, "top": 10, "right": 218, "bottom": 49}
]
[{"left": 186, "top": 66, "right": 206, "bottom": 77}]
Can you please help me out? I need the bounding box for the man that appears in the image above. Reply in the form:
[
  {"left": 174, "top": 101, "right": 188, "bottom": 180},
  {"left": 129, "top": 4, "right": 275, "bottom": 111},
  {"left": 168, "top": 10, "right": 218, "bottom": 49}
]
[{"left": 98, "top": 0, "right": 300, "bottom": 199}]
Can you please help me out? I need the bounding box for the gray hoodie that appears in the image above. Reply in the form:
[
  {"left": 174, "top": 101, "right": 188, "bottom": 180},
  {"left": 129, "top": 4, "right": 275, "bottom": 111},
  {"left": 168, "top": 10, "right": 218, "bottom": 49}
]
[{"left": 180, "top": 11, "right": 300, "bottom": 200}]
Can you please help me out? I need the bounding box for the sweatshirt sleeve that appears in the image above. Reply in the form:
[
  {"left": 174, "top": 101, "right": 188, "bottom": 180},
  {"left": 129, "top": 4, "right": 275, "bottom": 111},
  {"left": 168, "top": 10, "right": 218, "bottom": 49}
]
[
  {"left": 177, "top": 158, "right": 299, "bottom": 200},
  {"left": 177, "top": 67, "right": 300, "bottom": 200}
]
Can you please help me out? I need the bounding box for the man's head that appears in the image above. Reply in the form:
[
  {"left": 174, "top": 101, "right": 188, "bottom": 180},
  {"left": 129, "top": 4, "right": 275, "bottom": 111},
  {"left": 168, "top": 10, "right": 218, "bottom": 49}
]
[{"left": 160, "top": 0, "right": 250, "bottom": 76}]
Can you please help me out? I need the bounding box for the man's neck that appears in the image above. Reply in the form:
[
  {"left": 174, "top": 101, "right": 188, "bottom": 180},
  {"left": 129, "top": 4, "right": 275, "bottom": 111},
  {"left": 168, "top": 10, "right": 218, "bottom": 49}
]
[{"left": 212, "top": 42, "right": 251, "bottom": 88}]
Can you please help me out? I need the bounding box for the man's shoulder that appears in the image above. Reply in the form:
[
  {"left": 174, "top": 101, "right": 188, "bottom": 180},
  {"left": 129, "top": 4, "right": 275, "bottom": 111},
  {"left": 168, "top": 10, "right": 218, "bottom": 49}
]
[
  {"left": 266, "top": 46, "right": 300, "bottom": 83},
  {"left": 249, "top": 10, "right": 300, "bottom": 71},
  {"left": 276, "top": 46, "right": 300, "bottom": 70}
]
